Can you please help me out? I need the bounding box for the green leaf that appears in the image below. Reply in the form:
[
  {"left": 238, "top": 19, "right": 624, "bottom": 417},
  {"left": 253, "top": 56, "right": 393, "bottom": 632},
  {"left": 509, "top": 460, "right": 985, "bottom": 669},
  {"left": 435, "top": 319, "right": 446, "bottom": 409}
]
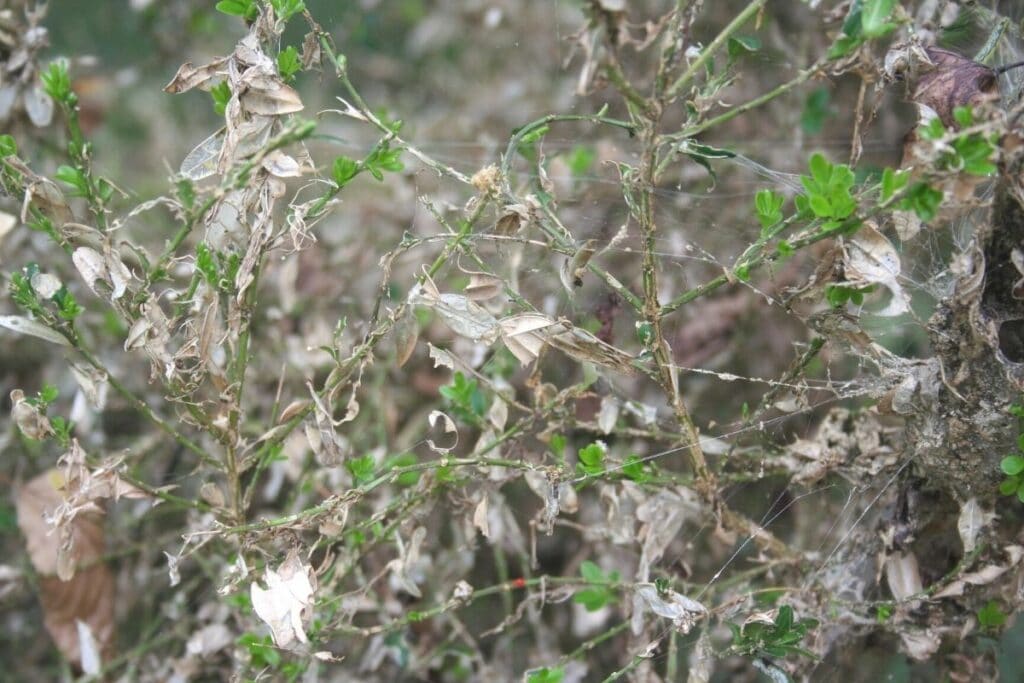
[
  {"left": 565, "top": 145, "right": 596, "bottom": 178},
  {"left": 347, "top": 454, "right": 376, "bottom": 483},
  {"left": 755, "top": 188, "right": 785, "bottom": 230},
  {"left": 978, "top": 600, "right": 1007, "bottom": 629},
  {"left": 580, "top": 561, "right": 604, "bottom": 583},
  {"left": 621, "top": 454, "right": 647, "bottom": 482},
  {"left": 210, "top": 81, "right": 231, "bottom": 116},
  {"left": 527, "top": 667, "right": 565, "bottom": 683},
  {"left": 801, "top": 88, "right": 832, "bottom": 134},
  {"left": 953, "top": 105, "right": 974, "bottom": 127},
  {"left": 842, "top": 0, "right": 865, "bottom": 37},
  {"left": 215, "top": 0, "right": 256, "bottom": 19},
  {"left": 40, "top": 60, "right": 73, "bottom": 104},
  {"left": 861, "top": 0, "right": 897, "bottom": 38},
  {"left": 827, "top": 35, "right": 864, "bottom": 59},
  {"left": 577, "top": 443, "right": 606, "bottom": 475},
  {"left": 332, "top": 156, "right": 360, "bottom": 187},
  {"left": 809, "top": 153, "right": 832, "bottom": 185},
  {"left": 774, "top": 605, "right": 794, "bottom": 631},
  {"left": 528, "top": 667, "right": 569, "bottom": 683},
  {"left": 919, "top": 117, "right": 946, "bottom": 141},
  {"left": 55, "top": 165, "right": 88, "bottom": 196},
  {"left": 520, "top": 125, "right": 549, "bottom": 146},
  {"left": 277, "top": 46, "right": 301, "bottom": 81},
  {"left": 900, "top": 182, "right": 944, "bottom": 221},
  {"left": 573, "top": 587, "right": 611, "bottom": 611},
  {"left": 549, "top": 433, "right": 567, "bottom": 459},
  {"left": 1000, "top": 477, "right": 1020, "bottom": 495},
  {"left": 0, "top": 134, "right": 16, "bottom": 157},
  {"left": 385, "top": 453, "right": 420, "bottom": 487},
  {"left": 727, "top": 35, "right": 761, "bottom": 59},
  {"left": 270, "top": 0, "right": 305, "bottom": 23},
  {"left": 881, "top": 167, "right": 909, "bottom": 202}
]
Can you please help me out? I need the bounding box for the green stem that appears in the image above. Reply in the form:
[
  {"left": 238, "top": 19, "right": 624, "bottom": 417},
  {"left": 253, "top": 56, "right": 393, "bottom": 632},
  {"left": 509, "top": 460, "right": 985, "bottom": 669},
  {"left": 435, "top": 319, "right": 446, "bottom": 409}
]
[{"left": 666, "top": 0, "right": 767, "bottom": 100}]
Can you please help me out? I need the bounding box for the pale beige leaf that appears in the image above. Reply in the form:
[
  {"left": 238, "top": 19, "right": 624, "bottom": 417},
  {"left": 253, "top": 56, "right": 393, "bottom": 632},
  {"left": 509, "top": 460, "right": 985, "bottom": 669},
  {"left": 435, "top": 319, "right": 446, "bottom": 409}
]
[
  {"left": 498, "top": 313, "right": 555, "bottom": 365},
  {"left": 163, "top": 59, "right": 228, "bottom": 93},
  {"left": 277, "top": 399, "right": 309, "bottom": 424},
  {"left": 464, "top": 272, "right": 504, "bottom": 301},
  {"left": 473, "top": 496, "right": 490, "bottom": 539},
  {"left": 393, "top": 307, "right": 419, "bottom": 368},
  {"left": 30, "top": 272, "right": 62, "bottom": 299},
  {"left": 885, "top": 551, "right": 923, "bottom": 600},
  {"left": 72, "top": 246, "right": 106, "bottom": 295},
  {"left": 24, "top": 85, "right": 54, "bottom": 127},
  {"left": 957, "top": 497, "right": 992, "bottom": 554},
  {"left": 843, "top": 222, "right": 909, "bottom": 316},
  {"left": 240, "top": 84, "right": 304, "bottom": 115},
  {"left": 76, "top": 620, "right": 101, "bottom": 675},
  {"left": 262, "top": 151, "right": 302, "bottom": 178},
  {"left": 0, "top": 210, "right": 16, "bottom": 253},
  {"left": 0, "top": 315, "right": 70, "bottom": 346},
  {"left": 635, "top": 583, "right": 706, "bottom": 634},
  {"left": 250, "top": 551, "right": 316, "bottom": 648},
  {"left": 428, "top": 343, "right": 457, "bottom": 370},
  {"left": 11, "top": 389, "right": 53, "bottom": 439},
  {"left": 598, "top": 396, "right": 619, "bottom": 434},
  {"left": 180, "top": 128, "right": 226, "bottom": 181}
]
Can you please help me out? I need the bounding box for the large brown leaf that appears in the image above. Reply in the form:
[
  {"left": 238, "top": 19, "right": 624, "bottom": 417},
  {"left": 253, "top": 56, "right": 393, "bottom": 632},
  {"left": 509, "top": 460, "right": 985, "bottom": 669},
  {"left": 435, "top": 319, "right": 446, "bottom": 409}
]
[
  {"left": 912, "top": 47, "right": 998, "bottom": 127},
  {"left": 15, "top": 469, "right": 115, "bottom": 670}
]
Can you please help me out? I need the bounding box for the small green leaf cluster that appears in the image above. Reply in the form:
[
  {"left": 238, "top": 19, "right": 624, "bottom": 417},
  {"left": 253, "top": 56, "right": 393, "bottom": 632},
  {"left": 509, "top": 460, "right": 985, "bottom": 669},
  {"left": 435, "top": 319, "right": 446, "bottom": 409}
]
[
  {"left": 41, "top": 59, "right": 75, "bottom": 105},
  {"left": 755, "top": 188, "right": 785, "bottom": 233},
  {"left": 573, "top": 560, "right": 619, "bottom": 612},
  {"left": 919, "top": 107, "right": 998, "bottom": 176},
  {"left": 526, "top": 667, "right": 565, "bottom": 683},
  {"left": 269, "top": 0, "right": 305, "bottom": 23},
  {"left": 332, "top": 140, "right": 405, "bottom": 190},
  {"left": 346, "top": 453, "right": 375, "bottom": 483},
  {"left": 620, "top": 454, "right": 650, "bottom": 483},
  {"left": 797, "top": 153, "right": 857, "bottom": 226},
  {"left": 576, "top": 442, "right": 606, "bottom": 476},
  {"left": 998, "top": 403, "right": 1024, "bottom": 501},
  {"left": 828, "top": 0, "right": 900, "bottom": 58},
  {"left": 0, "top": 134, "right": 16, "bottom": 157},
  {"left": 825, "top": 283, "right": 876, "bottom": 308},
  {"left": 216, "top": 0, "right": 304, "bottom": 24},
  {"left": 977, "top": 600, "right": 1007, "bottom": 630},
  {"left": 195, "top": 243, "right": 242, "bottom": 293},
  {"left": 215, "top": 0, "right": 258, "bottom": 21},
  {"left": 55, "top": 164, "right": 114, "bottom": 204},
  {"left": 277, "top": 45, "right": 301, "bottom": 82},
  {"left": 728, "top": 605, "right": 819, "bottom": 660},
  {"left": 439, "top": 372, "right": 488, "bottom": 426}
]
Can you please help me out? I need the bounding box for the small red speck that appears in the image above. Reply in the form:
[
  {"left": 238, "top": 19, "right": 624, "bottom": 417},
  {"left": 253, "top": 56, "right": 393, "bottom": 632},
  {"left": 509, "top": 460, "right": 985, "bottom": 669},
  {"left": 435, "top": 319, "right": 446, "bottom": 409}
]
[{"left": 511, "top": 577, "right": 526, "bottom": 589}]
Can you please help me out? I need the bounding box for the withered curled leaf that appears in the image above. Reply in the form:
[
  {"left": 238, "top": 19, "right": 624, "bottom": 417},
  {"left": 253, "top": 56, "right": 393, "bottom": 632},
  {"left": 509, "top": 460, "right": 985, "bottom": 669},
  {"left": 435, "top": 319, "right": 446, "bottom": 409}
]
[{"left": 911, "top": 48, "right": 998, "bottom": 127}]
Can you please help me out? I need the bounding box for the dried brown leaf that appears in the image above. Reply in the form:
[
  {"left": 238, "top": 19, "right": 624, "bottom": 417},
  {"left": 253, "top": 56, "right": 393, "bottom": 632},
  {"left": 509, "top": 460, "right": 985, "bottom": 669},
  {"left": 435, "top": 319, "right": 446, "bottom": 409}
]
[
  {"left": 16, "top": 469, "right": 115, "bottom": 667},
  {"left": 163, "top": 59, "right": 229, "bottom": 94},
  {"left": 912, "top": 48, "right": 998, "bottom": 128}
]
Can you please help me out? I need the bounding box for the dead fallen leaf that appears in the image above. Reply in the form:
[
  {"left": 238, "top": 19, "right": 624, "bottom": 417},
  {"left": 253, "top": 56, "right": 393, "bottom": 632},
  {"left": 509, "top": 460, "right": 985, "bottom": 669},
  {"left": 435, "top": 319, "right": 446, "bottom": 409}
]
[{"left": 15, "top": 469, "right": 115, "bottom": 668}]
